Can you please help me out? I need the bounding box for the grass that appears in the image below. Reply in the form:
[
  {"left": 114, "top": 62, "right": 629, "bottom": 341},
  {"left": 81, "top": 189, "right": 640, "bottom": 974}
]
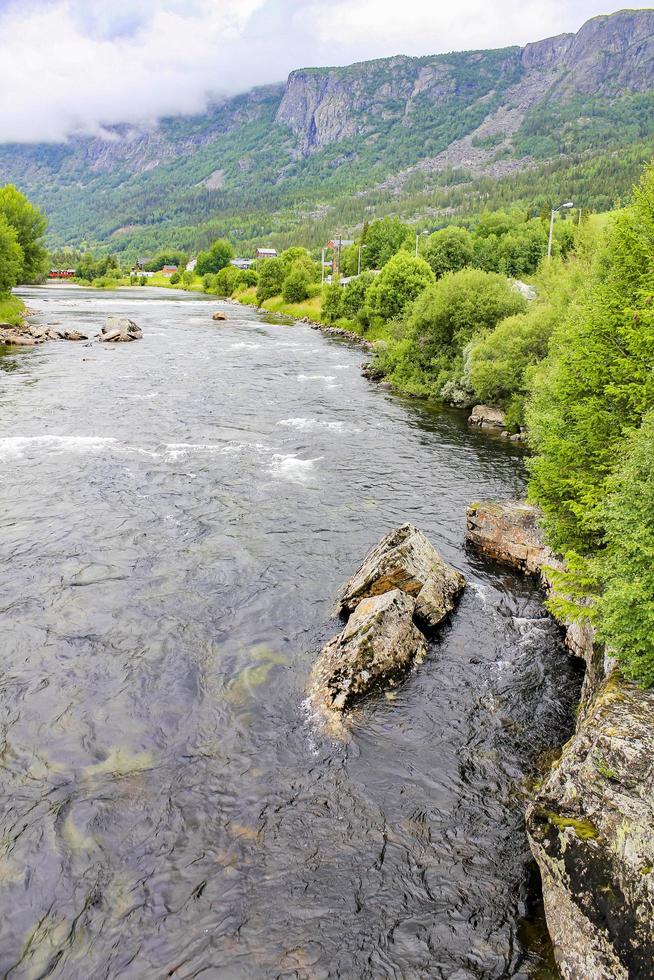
[{"left": 0, "top": 293, "right": 26, "bottom": 326}]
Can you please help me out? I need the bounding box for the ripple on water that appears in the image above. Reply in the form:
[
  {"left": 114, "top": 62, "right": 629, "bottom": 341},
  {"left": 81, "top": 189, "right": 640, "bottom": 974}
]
[{"left": 0, "top": 285, "right": 582, "bottom": 979}]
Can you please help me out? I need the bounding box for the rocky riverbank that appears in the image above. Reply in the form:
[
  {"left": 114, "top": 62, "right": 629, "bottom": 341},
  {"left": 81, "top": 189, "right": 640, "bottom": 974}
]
[{"left": 466, "top": 500, "right": 654, "bottom": 979}]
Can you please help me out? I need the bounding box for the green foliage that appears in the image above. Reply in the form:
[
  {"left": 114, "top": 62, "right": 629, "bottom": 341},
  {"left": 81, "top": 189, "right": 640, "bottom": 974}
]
[
  {"left": 596, "top": 412, "right": 654, "bottom": 686},
  {"left": 378, "top": 268, "right": 526, "bottom": 400},
  {"left": 341, "top": 271, "right": 376, "bottom": 321},
  {"left": 282, "top": 263, "right": 311, "bottom": 303},
  {"left": 0, "top": 215, "right": 23, "bottom": 295},
  {"left": 361, "top": 217, "right": 412, "bottom": 269},
  {"left": 422, "top": 227, "right": 473, "bottom": 278},
  {"left": 169, "top": 271, "right": 181, "bottom": 284},
  {"left": 527, "top": 163, "right": 654, "bottom": 555},
  {"left": 239, "top": 268, "right": 258, "bottom": 287},
  {"left": 209, "top": 265, "right": 241, "bottom": 296},
  {"left": 365, "top": 252, "right": 434, "bottom": 322},
  {"left": 144, "top": 250, "right": 187, "bottom": 272},
  {"left": 0, "top": 184, "right": 47, "bottom": 282},
  {"left": 75, "top": 252, "right": 119, "bottom": 282},
  {"left": 467, "top": 306, "right": 556, "bottom": 407},
  {"left": 196, "top": 238, "right": 234, "bottom": 276},
  {"left": 322, "top": 283, "right": 344, "bottom": 323},
  {"left": 256, "top": 257, "right": 285, "bottom": 303}
]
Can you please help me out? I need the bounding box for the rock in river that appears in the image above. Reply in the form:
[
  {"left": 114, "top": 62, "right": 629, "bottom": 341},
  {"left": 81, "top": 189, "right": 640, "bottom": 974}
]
[
  {"left": 98, "top": 316, "right": 143, "bottom": 342},
  {"left": 212, "top": 311, "right": 228, "bottom": 321},
  {"left": 337, "top": 522, "right": 465, "bottom": 628},
  {"left": 309, "top": 589, "right": 427, "bottom": 715}
]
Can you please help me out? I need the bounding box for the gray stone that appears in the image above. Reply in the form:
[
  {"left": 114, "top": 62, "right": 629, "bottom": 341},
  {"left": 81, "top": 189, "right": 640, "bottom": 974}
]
[
  {"left": 337, "top": 523, "right": 465, "bottom": 628},
  {"left": 98, "top": 316, "right": 142, "bottom": 342},
  {"left": 309, "top": 588, "right": 426, "bottom": 715},
  {"left": 468, "top": 404, "right": 507, "bottom": 429}
]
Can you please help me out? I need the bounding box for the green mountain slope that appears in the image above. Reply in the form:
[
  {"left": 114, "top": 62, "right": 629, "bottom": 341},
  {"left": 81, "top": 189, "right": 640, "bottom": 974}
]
[{"left": 0, "top": 8, "right": 652, "bottom": 256}]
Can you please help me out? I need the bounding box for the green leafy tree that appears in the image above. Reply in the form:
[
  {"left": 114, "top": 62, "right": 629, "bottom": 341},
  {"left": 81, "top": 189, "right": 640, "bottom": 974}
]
[
  {"left": 361, "top": 217, "right": 412, "bottom": 269},
  {"left": 365, "top": 252, "right": 434, "bottom": 322},
  {"left": 212, "top": 265, "right": 244, "bottom": 296},
  {"left": 527, "top": 163, "right": 654, "bottom": 555},
  {"left": 422, "top": 227, "right": 474, "bottom": 279},
  {"left": 196, "top": 239, "right": 234, "bottom": 276},
  {"left": 282, "top": 264, "right": 311, "bottom": 303},
  {"left": 595, "top": 411, "right": 654, "bottom": 686},
  {"left": 341, "top": 270, "right": 376, "bottom": 320},
  {"left": 279, "top": 247, "right": 317, "bottom": 280},
  {"left": 0, "top": 184, "right": 47, "bottom": 282},
  {"left": 322, "top": 284, "right": 344, "bottom": 323},
  {"left": 256, "top": 258, "right": 285, "bottom": 303},
  {"left": 383, "top": 268, "right": 526, "bottom": 399},
  {"left": 0, "top": 215, "right": 23, "bottom": 295},
  {"left": 145, "top": 250, "right": 188, "bottom": 272}
]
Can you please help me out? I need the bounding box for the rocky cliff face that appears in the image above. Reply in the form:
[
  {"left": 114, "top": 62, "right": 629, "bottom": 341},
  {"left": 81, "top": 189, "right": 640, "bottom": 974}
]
[
  {"left": 466, "top": 500, "right": 654, "bottom": 978},
  {"left": 275, "top": 9, "right": 654, "bottom": 155}
]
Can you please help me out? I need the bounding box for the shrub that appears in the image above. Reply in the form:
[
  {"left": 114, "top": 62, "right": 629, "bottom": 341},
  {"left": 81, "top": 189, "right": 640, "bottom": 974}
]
[
  {"left": 196, "top": 239, "right": 233, "bottom": 276},
  {"left": 256, "top": 258, "right": 285, "bottom": 304},
  {"left": 467, "top": 306, "right": 556, "bottom": 407},
  {"left": 322, "top": 284, "right": 343, "bottom": 323},
  {"left": 169, "top": 272, "right": 180, "bottom": 285},
  {"left": 240, "top": 269, "right": 258, "bottom": 288},
  {"left": 596, "top": 411, "right": 654, "bottom": 686},
  {"left": 282, "top": 264, "right": 311, "bottom": 303},
  {"left": 341, "top": 271, "right": 375, "bottom": 320},
  {"left": 365, "top": 252, "right": 434, "bottom": 322},
  {"left": 422, "top": 227, "right": 474, "bottom": 279},
  {"left": 212, "top": 265, "right": 242, "bottom": 296}
]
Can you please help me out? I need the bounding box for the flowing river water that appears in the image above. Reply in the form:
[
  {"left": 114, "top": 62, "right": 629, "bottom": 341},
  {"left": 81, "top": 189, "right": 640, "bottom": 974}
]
[{"left": 0, "top": 286, "right": 582, "bottom": 979}]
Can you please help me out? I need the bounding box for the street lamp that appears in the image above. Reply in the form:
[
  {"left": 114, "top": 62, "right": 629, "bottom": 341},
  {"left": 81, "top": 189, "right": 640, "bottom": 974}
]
[
  {"left": 548, "top": 201, "right": 574, "bottom": 259},
  {"left": 357, "top": 244, "right": 367, "bottom": 276},
  {"left": 415, "top": 229, "right": 429, "bottom": 257}
]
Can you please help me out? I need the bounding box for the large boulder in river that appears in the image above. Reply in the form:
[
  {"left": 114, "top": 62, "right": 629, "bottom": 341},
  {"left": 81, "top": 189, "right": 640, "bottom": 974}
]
[
  {"left": 310, "top": 589, "right": 427, "bottom": 715},
  {"left": 468, "top": 404, "right": 507, "bottom": 429},
  {"left": 212, "top": 311, "right": 227, "bottom": 321},
  {"left": 337, "top": 523, "right": 465, "bottom": 628},
  {"left": 98, "top": 316, "right": 142, "bottom": 342}
]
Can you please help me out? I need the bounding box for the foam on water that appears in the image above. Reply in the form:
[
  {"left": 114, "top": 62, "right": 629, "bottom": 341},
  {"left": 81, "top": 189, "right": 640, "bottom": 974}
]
[
  {"left": 0, "top": 435, "right": 119, "bottom": 461},
  {"left": 270, "top": 453, "right": 322, "bottom": 483},
  {"left": 278, "top": 417, "right": 345, "bottom": 432}
]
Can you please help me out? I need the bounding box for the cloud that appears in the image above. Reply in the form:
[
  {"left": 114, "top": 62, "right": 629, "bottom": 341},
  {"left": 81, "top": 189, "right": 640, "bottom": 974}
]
[{"left": 0, "top": 0, "right": 650, "bottom": 143}]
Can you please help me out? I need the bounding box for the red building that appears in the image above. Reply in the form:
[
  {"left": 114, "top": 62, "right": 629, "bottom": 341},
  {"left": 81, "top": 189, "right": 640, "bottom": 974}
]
[{"left": 48, "top": 269, "right": 76, "bottom": 279}]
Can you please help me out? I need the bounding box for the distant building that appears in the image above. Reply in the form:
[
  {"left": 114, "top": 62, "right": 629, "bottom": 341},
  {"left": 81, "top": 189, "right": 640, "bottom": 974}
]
[
  {"left": 231, "top": 258, "right": 254, "bottom": 270},
  {"left": 48, "top": 269, "right": 76, "bottom": 279},
  {"left": 255, "top": 248, "right": 277, "bottom": 260},
  {"left": 161, "top": 265, "right": 178, "bottom": 277},
  {"left": 325, "top": 239, "right": 354, "bottom": 250}
]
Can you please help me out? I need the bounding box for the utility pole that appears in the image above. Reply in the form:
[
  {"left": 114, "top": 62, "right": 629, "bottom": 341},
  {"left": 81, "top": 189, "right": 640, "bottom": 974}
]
[
  {"left": 548, "top": 201, "right": 574, "bottom": 259},
  {"left": 321, "top": 247, "right": 325, "bottom": 287}
]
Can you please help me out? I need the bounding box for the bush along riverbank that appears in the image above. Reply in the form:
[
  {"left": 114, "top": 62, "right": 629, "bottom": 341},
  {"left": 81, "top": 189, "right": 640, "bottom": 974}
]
[{"left": 464, "top": 163, "right": 654, "bottom": 976}]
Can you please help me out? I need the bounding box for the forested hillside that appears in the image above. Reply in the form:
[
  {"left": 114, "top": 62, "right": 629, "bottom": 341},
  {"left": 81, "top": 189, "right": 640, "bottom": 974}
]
[{"left": 0, "top": 8, "right": 652, "bottom": 257}]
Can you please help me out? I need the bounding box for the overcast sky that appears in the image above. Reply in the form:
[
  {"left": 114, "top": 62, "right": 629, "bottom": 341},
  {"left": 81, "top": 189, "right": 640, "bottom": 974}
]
[{"left": 0, "top": 0, "right": 649, "bottom": 143}]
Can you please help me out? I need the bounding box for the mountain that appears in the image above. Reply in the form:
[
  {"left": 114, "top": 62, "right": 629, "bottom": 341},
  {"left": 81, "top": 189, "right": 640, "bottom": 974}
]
[{"left": 1, "top": 8, "right": 653, "bottom": 257}]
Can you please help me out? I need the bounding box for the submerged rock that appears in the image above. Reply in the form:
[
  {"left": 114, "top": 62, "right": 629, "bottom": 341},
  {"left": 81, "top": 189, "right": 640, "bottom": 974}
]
[
  {"left": 98, "top": 316, "right": 142, "bottom": 342},
  {"left": 337, "top": 523, "right": 465, "bottom": 628},
  {"left": 309, "top": 589, "right": 426, "bottom": 715}
]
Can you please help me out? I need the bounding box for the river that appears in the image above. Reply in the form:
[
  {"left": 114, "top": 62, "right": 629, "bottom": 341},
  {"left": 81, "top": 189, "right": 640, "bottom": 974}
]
[{"left": 0, "top": 286, "right": 581, "bottom": 979}]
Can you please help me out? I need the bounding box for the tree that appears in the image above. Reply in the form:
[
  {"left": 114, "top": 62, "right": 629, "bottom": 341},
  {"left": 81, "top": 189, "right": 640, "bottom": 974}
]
[
  {"left": 256, "top": 258, "right": 285, "bottom": 303},
  {"left": 279, "top": 247, "right": 317, "bottom": 280},
  {"left": 145, "top": 250, "right": 188, "bottom": 272},
  {"left": 0, "top": 216, "right": 23, "bottom": 295},
  {"left": 394, "top": 268, "right": 527, "bottom": 400},
  {"left": 212, "top": 265, "right": 243, "bottom": 296},
  {"left": 282, "top": 264, "right": 311, "bottom": 303},
  {"left": 365, "top": 252, "right": 434, "bottom": 322},
  {"left": 361, "top": 217, "right": 412, "bottom": 269},
  {"left": 341, "top": 271, "right": 376, "bottom": 320},
  {"left": 422, "top": 227, "right": 474, "bottom": 279},
  {"left": 0, "top": 184, "right": 47, "bottom": 282},
  {"left": 527, "top": 162, "right": 654, "bottom": 555},
  {"left": 196, "top": 239, "right": 233, "bottom": 276},
  {"left": 595, "top": 411, "right": 654, "bottom": 687}
]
